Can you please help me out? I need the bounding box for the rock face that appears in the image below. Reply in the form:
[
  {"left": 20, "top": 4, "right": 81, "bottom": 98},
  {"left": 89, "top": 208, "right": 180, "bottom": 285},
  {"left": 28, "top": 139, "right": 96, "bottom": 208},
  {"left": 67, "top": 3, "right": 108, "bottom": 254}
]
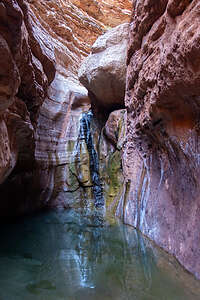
[
  {"left": 0, "top": 0, "right": 56, "bottom": 216},
  {"left": 122, "top": 0, "right": 200, "bottom": 279},
  {"left": 0, "top": 0, "right": 55, "bottom": 122},
  {"left": 99, "top": 109, "right": 126, "bottom": 214},
  {"left": 70, "top": 0, "right": 132, "bottom": 28},
  {"left": 79, "top": 23, "right": 129, "bottom": 112},
  {"left": 33, "top": 1, "right": 131, "bottom": 209},
  {"left": 0, "top": 0, "right": 132, "bottom": 216}
]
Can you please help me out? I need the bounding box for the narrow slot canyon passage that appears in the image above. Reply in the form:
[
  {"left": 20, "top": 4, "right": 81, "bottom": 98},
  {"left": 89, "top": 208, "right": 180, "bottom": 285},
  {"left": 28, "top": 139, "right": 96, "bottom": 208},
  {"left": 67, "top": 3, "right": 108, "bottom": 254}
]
[{"left": 0, "top": 0, "right": 200, "bottom": 299}]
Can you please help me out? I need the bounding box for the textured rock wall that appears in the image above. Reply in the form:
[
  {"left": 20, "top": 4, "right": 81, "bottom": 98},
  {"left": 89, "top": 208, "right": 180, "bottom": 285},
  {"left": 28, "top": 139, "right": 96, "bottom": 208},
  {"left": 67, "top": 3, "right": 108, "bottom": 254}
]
[
  {"left": 33, "top": 0, "right": 131, "bottom": 209},
  {"left": 0, "top": 0, "right": 55, "bottom": 121},
  {"left": 99, "top": 109, "right": 126, "bottom": 214},
  {"left": 122, "top": 0, "right": 200, "bottom": 279},
  {"left": 0, "top": 0, "right": 132, "bottom": 216},
  {"left": 77, "top": 22, "right": 129, "bottom": 218},
  {"left": 1, "top": 0, "right": 200, "bottom": 281},
  {"left": 0, "top": 0, "right": 56, "bottom": 216},
  {"left": 70, "top": 0, "right": 132, "bottom": 28}
]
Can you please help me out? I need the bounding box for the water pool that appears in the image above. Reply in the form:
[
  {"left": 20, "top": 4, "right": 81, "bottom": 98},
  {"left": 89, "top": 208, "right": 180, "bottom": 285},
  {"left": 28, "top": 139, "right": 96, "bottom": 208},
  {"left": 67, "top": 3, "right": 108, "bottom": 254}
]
[{"left": 0, "top": 209, "right": 199, "bottom": 300}]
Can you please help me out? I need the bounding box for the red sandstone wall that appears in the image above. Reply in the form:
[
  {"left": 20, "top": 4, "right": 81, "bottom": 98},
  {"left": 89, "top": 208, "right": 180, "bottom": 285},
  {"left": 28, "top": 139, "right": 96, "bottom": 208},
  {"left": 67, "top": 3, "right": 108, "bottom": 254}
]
[{"left": 123, "top": 0, "right": 200, "bottom": 279}]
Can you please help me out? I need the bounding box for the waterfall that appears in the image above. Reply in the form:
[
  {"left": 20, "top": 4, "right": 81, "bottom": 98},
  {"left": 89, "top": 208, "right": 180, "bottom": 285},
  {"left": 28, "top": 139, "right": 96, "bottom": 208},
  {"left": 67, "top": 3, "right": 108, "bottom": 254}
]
[{"left": 80, "top": 110, "right": 104, "bottom": 208}]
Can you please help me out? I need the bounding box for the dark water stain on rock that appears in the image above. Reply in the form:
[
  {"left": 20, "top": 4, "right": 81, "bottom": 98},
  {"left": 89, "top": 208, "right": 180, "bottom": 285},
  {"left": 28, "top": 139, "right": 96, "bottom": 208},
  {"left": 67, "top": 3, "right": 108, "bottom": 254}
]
[{"left": 79, "top": 111, "right": 104, "bottom": 208}]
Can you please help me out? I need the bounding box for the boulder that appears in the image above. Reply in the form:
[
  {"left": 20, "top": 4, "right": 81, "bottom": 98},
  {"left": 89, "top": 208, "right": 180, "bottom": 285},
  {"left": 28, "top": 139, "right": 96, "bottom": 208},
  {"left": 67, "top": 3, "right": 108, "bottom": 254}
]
[{"left": 78, "top": 23, "right": 129, "bottom": 109}]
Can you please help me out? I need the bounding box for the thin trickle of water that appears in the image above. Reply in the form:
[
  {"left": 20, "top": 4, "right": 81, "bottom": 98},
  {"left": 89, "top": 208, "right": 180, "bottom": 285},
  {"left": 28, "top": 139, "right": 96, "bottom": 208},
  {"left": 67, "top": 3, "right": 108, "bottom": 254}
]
[{"left": 79, "top": 110, "right": 104, "bottom": 208}]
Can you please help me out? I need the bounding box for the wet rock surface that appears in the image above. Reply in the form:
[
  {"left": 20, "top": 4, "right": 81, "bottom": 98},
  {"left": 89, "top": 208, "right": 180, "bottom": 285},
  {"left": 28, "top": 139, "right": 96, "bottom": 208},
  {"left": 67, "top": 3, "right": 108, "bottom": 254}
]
[
  {"left": 99, "top": 109, "right": 126, "bottom": 214},
  {"left": 123, "top": 0, "right": 200, "bottom": 279},
  {"left": 79, "top": 111, "right": 104, "bottom": 208}
]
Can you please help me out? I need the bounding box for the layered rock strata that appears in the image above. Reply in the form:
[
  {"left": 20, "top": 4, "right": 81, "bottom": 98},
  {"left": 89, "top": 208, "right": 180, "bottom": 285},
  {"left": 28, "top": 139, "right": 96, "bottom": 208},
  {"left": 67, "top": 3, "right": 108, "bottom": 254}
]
[
  {"left": 34, "top": 2, "right": 131, "bottom": 209},
  {"left": 70, "top": 0, "right": 132, "bottom": 28},
  {"left": 77, "top": 23, "right": 129, "bottom": 215},
  {"left": 122, "top": 0, "right": 200, "bottom": 279},
  {"left": 0, "top": 0, "right": 132, "bottom": 216},
  {"left": 0, "top": 0, "right": 55, "bottom": 216}
]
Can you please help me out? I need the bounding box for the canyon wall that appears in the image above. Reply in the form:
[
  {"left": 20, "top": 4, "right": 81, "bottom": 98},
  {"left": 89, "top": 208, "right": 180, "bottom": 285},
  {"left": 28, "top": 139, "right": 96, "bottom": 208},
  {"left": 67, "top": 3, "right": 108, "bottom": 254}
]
[
  {"left": 121, "top": 0, "right": 200, "bottom": 279},
  {"left": 33, "top": 0, "right": 131, "bottom": 210},
  {"left": 0, "top": 0, "right": 56, "bottom": 216},
  {"left": 1, "top": 0, "right": 200, "bottom": 281},
  {"left": 0, "top": 0, "right": 131, "bottom": 216}
]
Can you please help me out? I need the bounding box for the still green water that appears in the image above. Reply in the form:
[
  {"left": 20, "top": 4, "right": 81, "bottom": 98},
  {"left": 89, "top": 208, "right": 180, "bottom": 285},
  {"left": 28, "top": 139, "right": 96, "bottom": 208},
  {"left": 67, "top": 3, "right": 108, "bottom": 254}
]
[{"left": 0, "top": 209, "right": 199, "bottom": 300}]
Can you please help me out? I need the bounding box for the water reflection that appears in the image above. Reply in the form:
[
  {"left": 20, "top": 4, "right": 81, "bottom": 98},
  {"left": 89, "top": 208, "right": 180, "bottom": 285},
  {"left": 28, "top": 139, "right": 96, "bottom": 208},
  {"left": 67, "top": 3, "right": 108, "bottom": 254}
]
[{"left": 0, "top": 209, "right": 199, "bottom": 300}]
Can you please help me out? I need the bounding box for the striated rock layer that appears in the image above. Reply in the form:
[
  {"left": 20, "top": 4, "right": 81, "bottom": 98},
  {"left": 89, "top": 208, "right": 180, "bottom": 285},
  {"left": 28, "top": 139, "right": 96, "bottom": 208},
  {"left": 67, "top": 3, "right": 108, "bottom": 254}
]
[
  {"left": 0, "top": 0, "right": 56, "bottom": 216},
  {"left": 33, "top": 0, "right": 131, "bottom": 209},
  {"left": 70, "top": 0, "right": 132, "bottom": 28},
  {"left": 0, "top": 0, "right": 132, "bottom": 216},
  {"left": 122, "top": 0, "right": 200, "bottom": 279}
]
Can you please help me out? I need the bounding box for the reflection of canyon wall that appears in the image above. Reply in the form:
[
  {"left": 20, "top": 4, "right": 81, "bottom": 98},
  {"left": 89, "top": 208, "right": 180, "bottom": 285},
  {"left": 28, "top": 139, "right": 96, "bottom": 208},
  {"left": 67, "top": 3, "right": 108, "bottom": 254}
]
[
  {"left": 0, "top": 0, "right": 131, "bottom": 216},
  {"left": 120, "top": 0, "right": 200, "bottom": 279}
]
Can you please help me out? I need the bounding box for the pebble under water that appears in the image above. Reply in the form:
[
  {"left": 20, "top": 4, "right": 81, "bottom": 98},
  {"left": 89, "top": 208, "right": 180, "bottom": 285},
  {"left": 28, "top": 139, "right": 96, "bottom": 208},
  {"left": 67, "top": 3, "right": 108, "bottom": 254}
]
[{"left": 0, "top": 209, "right": 199, "bottom": 300}]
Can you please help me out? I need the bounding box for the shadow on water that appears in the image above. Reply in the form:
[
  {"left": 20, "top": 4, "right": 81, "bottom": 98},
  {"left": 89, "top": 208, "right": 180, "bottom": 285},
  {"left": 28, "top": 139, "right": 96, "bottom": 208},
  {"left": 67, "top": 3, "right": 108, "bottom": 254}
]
[{"left": 0, "top": 208, "right": 199, "bottom": 300}]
